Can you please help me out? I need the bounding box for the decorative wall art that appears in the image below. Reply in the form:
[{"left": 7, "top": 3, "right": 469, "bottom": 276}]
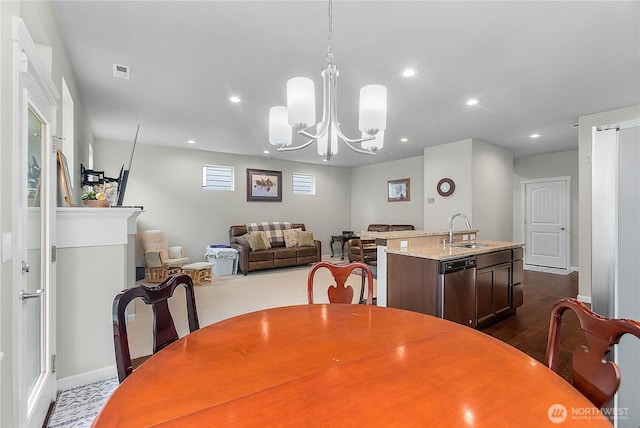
[
  {"left": 388, "top": 178, "right": 410, "bottom": 202},
  {"left": 247, "top": 168, "right": 282, "bottom": 202},
  {"left": 437, "top": 177, "right": 455, "bottom": 197}
]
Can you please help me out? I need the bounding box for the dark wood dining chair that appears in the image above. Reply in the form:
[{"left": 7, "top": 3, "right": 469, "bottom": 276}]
[
  {"left": 347, "top": 238, "right": 377, "bottom": 266},
  {"left": 307, "top": 261, "right": 374, "bottom": 305},
  {"left": 347, "top": 239, "right": 378, "bottom": 303},
  {"left": 112, "top": 274, "right": 200, "bottom": 383},
  {"left": 545, "top": 297, "right": 640, "bottom": 408}
]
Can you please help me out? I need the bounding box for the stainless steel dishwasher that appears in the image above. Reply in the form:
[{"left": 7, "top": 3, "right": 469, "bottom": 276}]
[{"left": 437, "top": 257, "right": 476, "bottom": 327}]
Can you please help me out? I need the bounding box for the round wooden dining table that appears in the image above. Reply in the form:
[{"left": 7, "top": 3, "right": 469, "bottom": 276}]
[{"left": 93, "top": 304, "right": 611, "bottom": 427}]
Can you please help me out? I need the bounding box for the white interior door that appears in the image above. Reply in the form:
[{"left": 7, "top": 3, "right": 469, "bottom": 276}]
[
  {"left": 523, "top": 178, "right": 569, "bottom": 269},
  {"left": 13, "top": 18, "right": 58, "bottom": 427}
]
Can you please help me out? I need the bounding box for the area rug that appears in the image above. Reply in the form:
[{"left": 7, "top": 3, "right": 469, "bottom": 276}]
[{"left": 47, "top": 376, "right": 118, "bottom": 428}]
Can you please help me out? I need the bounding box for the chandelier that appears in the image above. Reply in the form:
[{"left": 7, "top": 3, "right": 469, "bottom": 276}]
[{"left": 268, "top": 0, "right": 387, "bottom": 161}]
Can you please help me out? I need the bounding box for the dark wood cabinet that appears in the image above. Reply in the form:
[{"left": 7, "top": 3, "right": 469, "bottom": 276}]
[
  {"left": 387, "top": 253, "right": 439, "bottom": 316},
  {"left": 386, "top": 246, "right": 525, "bottom": 329},
  {"left": 476, "top": 251, "right": 512, "bottom": 327},
  {"left": 511, "top": 248, "right": 524, "bottom": 308}
]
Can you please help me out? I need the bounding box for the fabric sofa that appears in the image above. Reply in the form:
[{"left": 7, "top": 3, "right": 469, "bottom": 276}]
[{"left": 229, "top": 222, "right": 321, "bottom": 275}]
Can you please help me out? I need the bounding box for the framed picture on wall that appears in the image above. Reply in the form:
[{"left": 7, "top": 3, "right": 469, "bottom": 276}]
[
  {"left": 247, "top": 168, "right": 282, "bottom": 202},
  {"left": 388, "top": 178, "right": 410, "bottom": 202}
]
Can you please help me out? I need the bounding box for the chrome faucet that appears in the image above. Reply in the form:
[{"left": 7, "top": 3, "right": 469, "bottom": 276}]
[{"left": 448, "top": 213, "right": 472, "bottom": 245}]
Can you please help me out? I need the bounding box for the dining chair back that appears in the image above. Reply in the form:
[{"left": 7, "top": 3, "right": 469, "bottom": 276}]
[
  {"left": 347, "top": 238, "right": 376, "bottom": 265},
  {"left": 307, "top": 261, "right": 374, "bottom": 305},
  {"left": 545, "top": 297, "right": 640, "bottom": 408},
  {"left": 112, "top": 274, "right": 200, "bottom": 383},
  {"left": 347, "top": 239, "right": 378, "bottom": 304}
]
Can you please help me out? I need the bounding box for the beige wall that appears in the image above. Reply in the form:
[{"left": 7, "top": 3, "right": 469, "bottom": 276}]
[
  {"left": 424, "top": 139, "right": 473, "bottom": 231},
  {"left": 577, "top": 105, "right": 640, "bottom": 301},
  {"left": 93, "top": 140, "right": 352, "bottom": 262},
  {"left": 472, "top": 139, "right": 513, "bottom": 241},
  {"left": 350, "top": 156, "right": 424, "bottom": 232},
  {"left": 513, "top": 150, "right": 579, "bottom": 268},
  {"left": 424, "top": 138, "right": 513, "bottom": 241}
]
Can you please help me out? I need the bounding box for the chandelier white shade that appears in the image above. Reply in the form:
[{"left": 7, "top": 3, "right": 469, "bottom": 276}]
[
  {"left": 359, "top": 85, "right": 387, "bottom": 134},
  {"left": 268, "top": 0, "right": 387, "bottom": 161},
  {"left": 287, "top": 77, "right": 316, "bottom": 129},
  {"left": 268, "top": 106, "right": 291, "bottom": 148}
]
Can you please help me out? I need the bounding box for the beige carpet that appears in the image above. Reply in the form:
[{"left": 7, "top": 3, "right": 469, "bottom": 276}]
[{"left": 127, "top": 257, "right": 376, "bottom": 359}]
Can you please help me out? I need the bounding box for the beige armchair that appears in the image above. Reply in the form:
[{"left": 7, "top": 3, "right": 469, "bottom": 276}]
[{"left": 138, "top": 230, "right": 189, "bottom": 282}]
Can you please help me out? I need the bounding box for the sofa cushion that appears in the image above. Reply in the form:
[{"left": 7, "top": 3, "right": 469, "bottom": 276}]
[
  {"left": 246, "top": 232, "right": 267, "bottom": 251},
  {"left": 246, "top": 222, "right": 292, "bottom": 246},
  {"left": 272, "top": 247, "right": 297, "bottom": 259},
  {"left": 296, "top": 246, "right": 317, "bottom": 257},
  {"left": 235, "top": 233, "right": 250, "bottom": 246},
  {"left": 258, "top": 231, "right": 272, "bottom": 249},
  {"left": 283, "top": 228, "right": 302, "bottom": 248},
  {"left": 297, "top": 231, "right": 315, "bottom": 247},
  {"left": 248, "top": 249, "right": 274, "bottom": 262}
]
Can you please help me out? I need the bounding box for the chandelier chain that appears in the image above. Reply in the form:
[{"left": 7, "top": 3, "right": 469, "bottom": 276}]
[{"left": 327, "top": 0, "right": 334, "bottom": 64}]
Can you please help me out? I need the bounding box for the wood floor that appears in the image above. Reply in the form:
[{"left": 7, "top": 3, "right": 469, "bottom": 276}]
[{"left": 481, "top": 270, "right": 584, "bottom": 383}]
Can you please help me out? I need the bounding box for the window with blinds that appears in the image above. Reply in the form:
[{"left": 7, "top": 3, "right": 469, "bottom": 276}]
[
  {"left": 292, "top": 173, "right": 315, "bottom": 195},
  {"left": 202, "top": 165, "right": 234, "bottom": 191}
]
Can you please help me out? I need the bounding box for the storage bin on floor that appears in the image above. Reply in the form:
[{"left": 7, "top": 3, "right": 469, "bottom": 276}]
[{"left": 205, "top": 246, "right": 238, "bottom": 276}]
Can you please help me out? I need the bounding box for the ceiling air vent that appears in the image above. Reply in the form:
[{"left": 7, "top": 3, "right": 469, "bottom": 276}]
[{"left": 112, "top": 64, "right": 130, "bottom": 80}]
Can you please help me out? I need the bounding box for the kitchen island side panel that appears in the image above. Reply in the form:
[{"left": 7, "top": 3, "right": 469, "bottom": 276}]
[{"left": 387, "top": 253, "right": 439, "bottom": 315}]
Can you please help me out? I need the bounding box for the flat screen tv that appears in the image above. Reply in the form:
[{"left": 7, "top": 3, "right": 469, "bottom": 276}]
[{"left": 115, "top": 124, "right": 139, "bottom": 207}]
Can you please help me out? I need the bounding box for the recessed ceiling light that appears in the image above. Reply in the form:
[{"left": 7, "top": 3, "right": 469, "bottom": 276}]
[
  {"left": 263, "top": 150, "right": 270, "bottom": 154},
  {"left": 466, "top": 98, "right": 478, "bottom": 106},
  {"left": 186, "top": 139, "right": 196, "bottom": 144},
  {"left": 229, "top": 96, "right": 241, "bottom": 103},
  {"left": 530, "top": 133, "right": 541, "bottom": 139},
  {"left": 402, "top": 69, "right": 416, "bottom": 78},
  {"left": 400, "top": 138, "right": 408, "bottom": 142}
]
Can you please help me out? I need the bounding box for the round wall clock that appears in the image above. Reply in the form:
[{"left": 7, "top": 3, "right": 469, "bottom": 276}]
[{"left": 437, "top": 178, "right": 455, "bottom": 197}]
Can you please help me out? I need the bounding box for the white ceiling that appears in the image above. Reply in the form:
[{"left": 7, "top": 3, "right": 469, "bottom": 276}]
[{"left": 51, "top": 1, "right": 640, "bottom": 168}]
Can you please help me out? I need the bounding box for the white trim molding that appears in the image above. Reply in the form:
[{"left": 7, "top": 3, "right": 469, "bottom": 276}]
[{"left": 57, "top": 207, "right": 143, "bottom": 248}]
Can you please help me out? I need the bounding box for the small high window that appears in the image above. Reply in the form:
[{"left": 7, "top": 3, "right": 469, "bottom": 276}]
[
  {"left": 202, "top": 165, "right": 234, "bottom": 191},
  {"left": 292, "top": 173, "right": 315, "bottom": 195}
]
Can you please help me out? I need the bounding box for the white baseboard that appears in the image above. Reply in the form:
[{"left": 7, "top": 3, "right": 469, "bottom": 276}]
[
  {"left": 576, "top": 294, "right": 592, "bottom": 304},
  {"left": 57, "top": 365, "right": 117, "bottom": 391},
  {"left": 570, "top": 266, "right": 579, "bottom": 272}
]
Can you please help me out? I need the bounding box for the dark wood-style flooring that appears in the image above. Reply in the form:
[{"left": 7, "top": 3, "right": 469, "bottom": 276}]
[{"left": 481, "top": 270, "right": 584, "bottom": 383}]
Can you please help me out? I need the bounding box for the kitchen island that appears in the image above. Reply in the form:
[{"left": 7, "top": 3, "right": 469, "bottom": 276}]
[{"left": 367, "top": 230, "right": 524, "bottom": 329}]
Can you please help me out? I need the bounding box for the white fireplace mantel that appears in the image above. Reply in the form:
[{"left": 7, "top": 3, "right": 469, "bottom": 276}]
[
  {"left": 57, "top": 207, "right": 143, "bottom": 248},
  {"left": 55, "top": 206, "right": 144, "bottom": 388}
]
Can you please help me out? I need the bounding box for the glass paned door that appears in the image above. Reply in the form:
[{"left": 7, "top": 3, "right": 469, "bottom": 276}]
[{"left": 26, "top": 107, "right": 45, "bottom": 403}]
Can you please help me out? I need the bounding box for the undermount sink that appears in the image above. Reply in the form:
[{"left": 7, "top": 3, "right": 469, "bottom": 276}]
[{"left": 452, "top": 243, "right": 490, "bottom": 249}]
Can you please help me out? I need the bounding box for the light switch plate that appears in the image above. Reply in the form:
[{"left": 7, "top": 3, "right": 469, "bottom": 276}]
[{"left": 2, "top": 233, "right": 13, "bottom": 262}]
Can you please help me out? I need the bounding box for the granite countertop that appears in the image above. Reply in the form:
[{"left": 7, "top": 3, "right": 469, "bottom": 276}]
[
  {"left": 385, "top": 240, "right": 524, "bottom": 261},
  {"left": 359, "top": 229, "right": 480, "bottom": 240}
]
